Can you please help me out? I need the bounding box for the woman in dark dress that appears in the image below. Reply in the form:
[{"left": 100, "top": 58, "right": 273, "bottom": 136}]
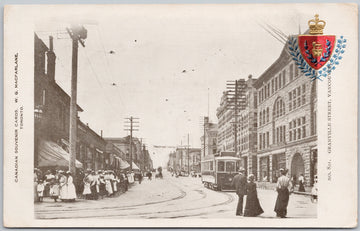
[{"left": 244, "top": 174, "right": 264, "bottom": 217}]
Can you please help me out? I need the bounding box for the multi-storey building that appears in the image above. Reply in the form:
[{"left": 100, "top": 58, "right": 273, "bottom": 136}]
[
  {"left": 254, "top": 45, "right": 317, "bottom": 186},
  {"left": 189, "top": 149, "right": 201, "bottom": 173},
  {"left": 216, "top": 79, "right": 247, "bottom": 153},
  {"left": 105, "top": 136, "right": 153, "bottom": 172},
  {"left": 200, "top": 117, "right": 218, "bottom": 158},
  {"left": 171, "top": 147, "right": 201, "bottom": 173},
  {"left": 236, "top": 75, "right": 258, "bottom": 176},
  {"left": 34, "top": 34, "right": 108, "bottom": 171}
]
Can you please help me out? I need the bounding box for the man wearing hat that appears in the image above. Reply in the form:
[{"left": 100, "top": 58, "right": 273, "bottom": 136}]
[
  {"left": 274, "top": 168, "right": 292, "bottom": 218},
  {"left": 232, "top": 167, "right": 247, "bottom": 216}
]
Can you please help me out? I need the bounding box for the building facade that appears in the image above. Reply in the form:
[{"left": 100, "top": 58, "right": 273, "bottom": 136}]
[
  {"left": 105, "top": 136, "right": 153, "bottom": 172},
  {"left": 236, "top": 75, "right": 258, "bottom": 176},
  {"left": 34, "top": 34, "right": 107, "bottom": 171},
  {"left": 169, "top": 148, "right": 201, "bottom": 173},
  {"left": 200, "top": 117, "right": 218, "bottom": 158},
  {"left": 216, "top": 80, "right": 247, "bottom": 153},
  {"left": 254, "top": 46, "right": 317, "bottom": 186}
]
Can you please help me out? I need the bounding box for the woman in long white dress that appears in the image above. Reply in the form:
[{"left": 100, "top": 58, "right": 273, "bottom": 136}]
[
  {"left": 82, "top": 171, "right": 92, "bottom": 199},
  {"left": 58, "top": 171, "right": 68, "bottom": 201},
  {"left": 104, "top": 171, "right": 113, "bottom": 196},
  {"left": 66, "top": 171, "right": 77, "bottom": 201}
]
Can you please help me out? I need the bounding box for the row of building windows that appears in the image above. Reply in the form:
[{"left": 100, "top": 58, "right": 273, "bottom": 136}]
[
  {"left": 274, "top": 98, "right": 285, "bottom": 119},
  {"left": 258, "top": 117, "right": 307, "bottom": 150},
  {"left": 274, "top": 125, "right": 286, "bottom": 144},
  {"left": 289, "top": 84, "right": 306, "bottom": 111},
  {"left": 259, "top": 108, "right": 269, "bottom": 126},
  {"left": 259, "top": 132, "right": 270, "bottom": 150},
  {"left": 289, "top": 116, "right": 306, "bottom": 141},
  {"left": 258, "top": 62, "right": 301, "bottom": 105}
]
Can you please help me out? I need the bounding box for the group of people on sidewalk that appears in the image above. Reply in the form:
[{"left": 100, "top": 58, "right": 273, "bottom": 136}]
[
  {"left": 80, "top": 169, "right": 131, "bottom": 200},
  {"left": 34, "top": 169, "right": 77, "bottom": 202},
  {"left": 34, "top": 168, "right": 140, "bottom": 203},
  {"left": 232, "top": 167, "right": 293, "bottom": 218}
]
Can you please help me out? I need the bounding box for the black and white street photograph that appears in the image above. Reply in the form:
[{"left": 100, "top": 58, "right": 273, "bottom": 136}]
[
  {"left": 4, "top": 3, "right": 358, "bottom": 228},
  {"left": 33, "top": 5, "right": 319, "bottom": 220}
]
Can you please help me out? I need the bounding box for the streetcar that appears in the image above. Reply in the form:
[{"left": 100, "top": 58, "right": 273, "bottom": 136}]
[{"left": 201, "top": 152, "right": 241, "bottom": 191}]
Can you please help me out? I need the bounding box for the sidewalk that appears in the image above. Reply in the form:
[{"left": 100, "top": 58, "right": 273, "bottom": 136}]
[{"left": 257, "top": 181, "right": 313, "bottom": 195}]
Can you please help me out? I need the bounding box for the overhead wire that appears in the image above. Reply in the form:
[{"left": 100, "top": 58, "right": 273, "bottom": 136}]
[{"left": 94, "top": 25, "right": 127, "bottom": 110}]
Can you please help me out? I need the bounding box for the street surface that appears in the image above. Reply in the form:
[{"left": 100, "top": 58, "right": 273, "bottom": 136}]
[{"left": 35, "top": 173, "right": 317, "bottom": 219}]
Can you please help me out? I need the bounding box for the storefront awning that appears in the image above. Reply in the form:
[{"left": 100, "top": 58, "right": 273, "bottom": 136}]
[
  {"left": 38, "top": 140, "right": 83, "bottom": 168},
  {"left": 115, "top": 156, "right": 130, "bottom": 169},
  {"left": 132, "top": 162, "right": 140, "bottom": 170}
]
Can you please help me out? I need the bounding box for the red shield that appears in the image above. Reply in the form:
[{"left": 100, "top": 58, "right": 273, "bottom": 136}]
[{"left": 298, "top": 35, "right": 336, "bottom": 70}]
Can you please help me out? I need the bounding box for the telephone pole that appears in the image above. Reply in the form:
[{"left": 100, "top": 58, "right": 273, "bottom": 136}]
[
  {"left": 67, "top": 25, "right": 87, "bottom": 176},
  {"left": 124, "top": 117, "right": 139, "bottom": 171},
  {"left": 226, "top": 79, "right": 246, "bottom": 156},
  {"left": 187, "top": 133, "right": 190, "bottom": 175},
  {"left": 139, "top": 138, "right": 146, "bottom": 171}
]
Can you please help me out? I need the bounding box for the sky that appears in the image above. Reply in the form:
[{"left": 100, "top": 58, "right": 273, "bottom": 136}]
[{"left": 34, "top": 4, "right": 317, "bottom": 167}]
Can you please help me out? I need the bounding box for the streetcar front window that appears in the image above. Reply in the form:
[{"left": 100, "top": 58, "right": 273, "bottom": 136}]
[
  {"left": 218, "top": 161, "right": 225, "bottom": 172},
  {"left": 236, "top": 161, "right": 241, "bottom": 171},
  {"left": 226, "top": 161, "right": 236, "bottom": 172}
]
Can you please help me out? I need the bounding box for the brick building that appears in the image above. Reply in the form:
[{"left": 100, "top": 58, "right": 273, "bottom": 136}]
[
  {"left": 169, "top": 147, "right": 201, "bottom": 173},
  {"left": 237, "top": 75, "right": 258, "bottom": 176},
  {"left": 216, "top": 80, "right": 247, "bottom": 153},
  {"left": 200, "top": 117, "right": 218, "bottom": 158},
  {"left": 105, "top": 136, "right": 153, "bottom": 172},
  {"left": 34, "top": 34, "right": 107, "bottom": 171},
  {"left": 254, "top": 45, "right": 317, "bottom": 186}
]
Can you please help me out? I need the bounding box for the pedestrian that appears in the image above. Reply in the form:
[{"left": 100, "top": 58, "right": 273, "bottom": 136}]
[
  {"left": 82, "top": 170, "right": 92, "bottom": 200},
  {"left": 138, "top": 171, "right": 143, "bottom": 184},
  {"left": 34, "top": 168, "right": 39, "bottom": 203},
  {"left": 231, "top": 167, "right": 247, "bottom": 216},
  {"left": 90, "top": 171, "right": 98, "bottom": 200},
  {"left": 291, "top": 174, "right": 296, "bottom": 191},
  {"left": 274, "top": 168, "right": 293, "bottom": 218},
  {"left": 111, "top": 171, "right": 118, "bottom": 196},
  {"left": 124, "top": 172, "right": 129, "bottom": 191},
  {"left": 75, "top": 169, "right": 84, "bottom": 199},
  {"left": 37, "top": 180, "right": 45, "bottom": 202},
  {"left": 298, "top": 173, "right": 305, "bottom": 192},
  {"left": 99, "top": 172, "right": 106, "bottom": 199},
  {"left": 44, "top": 170, "right": 55, "bottom": 197},
  {"left": 58, "top": 171, "right": 68, "bottom": 201},
  {"left": 104, "top": 171, "right": 113, "bottom": 196},
  {"left": 311, "top": 175, "right": 318, "bottom": 203},
  {"left": 66, "top": 171, "right": 76, "bottom": 202},
  {"left": 49, "top": 178, "right": 60, "bottom": 202},
  {"left": 244, "top": 174, "right": 263, "bottom": 217}
]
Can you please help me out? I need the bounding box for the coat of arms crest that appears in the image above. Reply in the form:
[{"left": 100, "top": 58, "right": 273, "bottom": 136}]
[{"left": 288, "top": 14, "right": 346, "bottom": 80}]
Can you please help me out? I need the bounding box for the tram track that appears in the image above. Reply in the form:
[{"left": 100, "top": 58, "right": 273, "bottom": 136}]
[
  {"left": 37, "top": 183, "right": 235, "bottom": 219},
  {"left": 36, "top": 180, "right": 187, "bottom": 216}
]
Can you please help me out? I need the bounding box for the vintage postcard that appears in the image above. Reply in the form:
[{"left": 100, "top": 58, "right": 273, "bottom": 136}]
[{"left": 3, "top": 3, "right": 358, "bottom": 228}]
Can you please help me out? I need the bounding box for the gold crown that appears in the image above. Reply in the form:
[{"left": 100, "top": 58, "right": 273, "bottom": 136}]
[{"left": 308, "top": 14, "right": 326, "bottom": 35}]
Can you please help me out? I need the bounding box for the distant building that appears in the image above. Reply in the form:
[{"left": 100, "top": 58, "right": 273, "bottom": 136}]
[
  {"left": 105, "top": 136, "right": 153, "bottom": 172},
  {"left": 237, "top": 75, "right": 258, "bottom": 176},
  {"left": 216, "top": 79, "right": 247, "bottom": 153},
  {"left": 170, "top": 147, "right": 201, "bottom": 173},
  {"left": 200, "top": 117, "right": 218, "bottom": 158}
]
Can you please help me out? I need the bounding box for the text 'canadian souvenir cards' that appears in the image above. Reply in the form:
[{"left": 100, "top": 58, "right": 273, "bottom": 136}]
[{"left": 3, "top": 3, "right": 358, "bottom": 228}]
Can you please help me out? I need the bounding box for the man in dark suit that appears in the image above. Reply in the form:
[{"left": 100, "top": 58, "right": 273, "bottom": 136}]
[{"left": 232, "top": 167, "right": 247, "bottom": 216}]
